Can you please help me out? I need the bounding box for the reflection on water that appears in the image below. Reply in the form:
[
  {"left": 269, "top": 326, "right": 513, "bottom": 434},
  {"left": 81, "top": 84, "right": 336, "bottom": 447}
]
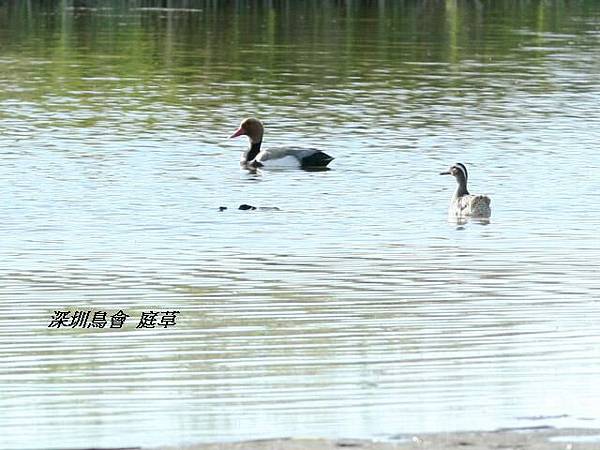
[{"left": 1, "top": 1, "right": 600, "bottom": 448}]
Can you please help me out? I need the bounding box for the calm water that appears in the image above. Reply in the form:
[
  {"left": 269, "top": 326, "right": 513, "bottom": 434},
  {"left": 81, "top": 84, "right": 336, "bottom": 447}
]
[{"left": 1, "top": 1, "right": 600, "bottom": 448}]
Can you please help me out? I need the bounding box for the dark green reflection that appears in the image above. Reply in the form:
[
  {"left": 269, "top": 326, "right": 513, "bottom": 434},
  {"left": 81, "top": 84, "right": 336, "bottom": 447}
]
[{"left": 0, "top": 1, "right": 598, "bottom": 122}]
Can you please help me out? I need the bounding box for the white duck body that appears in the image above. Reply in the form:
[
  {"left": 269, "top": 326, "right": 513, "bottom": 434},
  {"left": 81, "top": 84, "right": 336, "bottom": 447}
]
[
  {"left": 441, "top": 163, "right": 491, "bottom": 218},
  {"left": 241, "top": 146, "right": 331, "bottom": 168}
]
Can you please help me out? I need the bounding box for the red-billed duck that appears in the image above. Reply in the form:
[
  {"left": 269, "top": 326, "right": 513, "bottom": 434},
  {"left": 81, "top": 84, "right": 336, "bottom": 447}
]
[{"left": 229, "top": 118, "right": 334, "bottom": 169}]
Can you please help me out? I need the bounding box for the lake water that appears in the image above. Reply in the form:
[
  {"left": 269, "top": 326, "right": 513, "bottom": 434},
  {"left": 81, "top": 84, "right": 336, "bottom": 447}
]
[{"left": 1, "top": 1, "right": 600, "bottom": 448}]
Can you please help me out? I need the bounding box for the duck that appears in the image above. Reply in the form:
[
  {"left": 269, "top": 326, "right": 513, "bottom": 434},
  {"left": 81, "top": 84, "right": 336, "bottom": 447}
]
[
  {"left": 229, "top": 118, "right": 334, "bottom": 169},
  {"left": 440, "top": 163, "right": 491, "bottom": 218}
]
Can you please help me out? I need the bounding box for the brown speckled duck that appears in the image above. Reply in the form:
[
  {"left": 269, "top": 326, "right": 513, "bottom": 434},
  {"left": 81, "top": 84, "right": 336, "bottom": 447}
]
[{"left": 440, "top": 163, "right": 491, "bottom": 218}]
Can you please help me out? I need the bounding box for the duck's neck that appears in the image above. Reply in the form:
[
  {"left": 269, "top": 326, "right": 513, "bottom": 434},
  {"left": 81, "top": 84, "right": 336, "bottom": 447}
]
[
  {"left": 454, "top": 174, "right": 469, "bottom": 197},
  {"left": 245, "top": 142, "right": 262, "bottom": 162}
]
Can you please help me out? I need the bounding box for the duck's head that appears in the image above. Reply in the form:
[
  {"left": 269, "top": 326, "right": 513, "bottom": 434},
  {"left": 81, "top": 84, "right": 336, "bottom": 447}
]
[
  {"left": 440, "top": 163, "right": 468, "bottom": 181},
  {"left": 229, "top": 118, "right": 264, "bottom": 144}
]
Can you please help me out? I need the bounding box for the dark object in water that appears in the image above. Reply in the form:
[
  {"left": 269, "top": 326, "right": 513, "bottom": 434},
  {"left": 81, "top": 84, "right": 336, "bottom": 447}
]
[
  {"left": 219, "top": 206, "right": 228, "bottom": 211},
  {"left": 237, "top": 204, "right": 281, "bottom": 211}
]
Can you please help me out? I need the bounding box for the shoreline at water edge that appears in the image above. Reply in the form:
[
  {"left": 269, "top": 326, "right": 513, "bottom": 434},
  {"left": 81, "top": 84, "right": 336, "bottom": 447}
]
[{"left": 154, "top": 427, "right": 600, "bottom": 450}]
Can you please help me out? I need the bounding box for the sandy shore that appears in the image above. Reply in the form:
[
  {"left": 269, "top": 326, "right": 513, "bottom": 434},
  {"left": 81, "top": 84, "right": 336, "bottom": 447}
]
[{"left": 154, "top": 428, "right": 600, "bottom": 450}]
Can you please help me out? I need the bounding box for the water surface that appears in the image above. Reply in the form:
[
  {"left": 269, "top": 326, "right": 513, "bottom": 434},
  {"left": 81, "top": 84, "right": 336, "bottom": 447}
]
[{"left": 1, "top": 1, "right": 600, "bottom": 448}]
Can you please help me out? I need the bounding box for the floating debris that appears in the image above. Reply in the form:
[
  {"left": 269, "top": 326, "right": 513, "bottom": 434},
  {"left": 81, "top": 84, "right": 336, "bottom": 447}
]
[
  {"left": 218, "top": 204, "right": 280, "bottom": 211},
  {"left": 238, "top": 204, "right": 280, "bottom": 211}
]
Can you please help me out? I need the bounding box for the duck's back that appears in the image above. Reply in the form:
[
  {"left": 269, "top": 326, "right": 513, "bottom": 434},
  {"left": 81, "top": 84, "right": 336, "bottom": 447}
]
[
  {"left": 451, "top": 194, "right": 491, "bottom": 218},
  {"left": 260, "top": 147, "right": 334, "bottom": 168}
]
